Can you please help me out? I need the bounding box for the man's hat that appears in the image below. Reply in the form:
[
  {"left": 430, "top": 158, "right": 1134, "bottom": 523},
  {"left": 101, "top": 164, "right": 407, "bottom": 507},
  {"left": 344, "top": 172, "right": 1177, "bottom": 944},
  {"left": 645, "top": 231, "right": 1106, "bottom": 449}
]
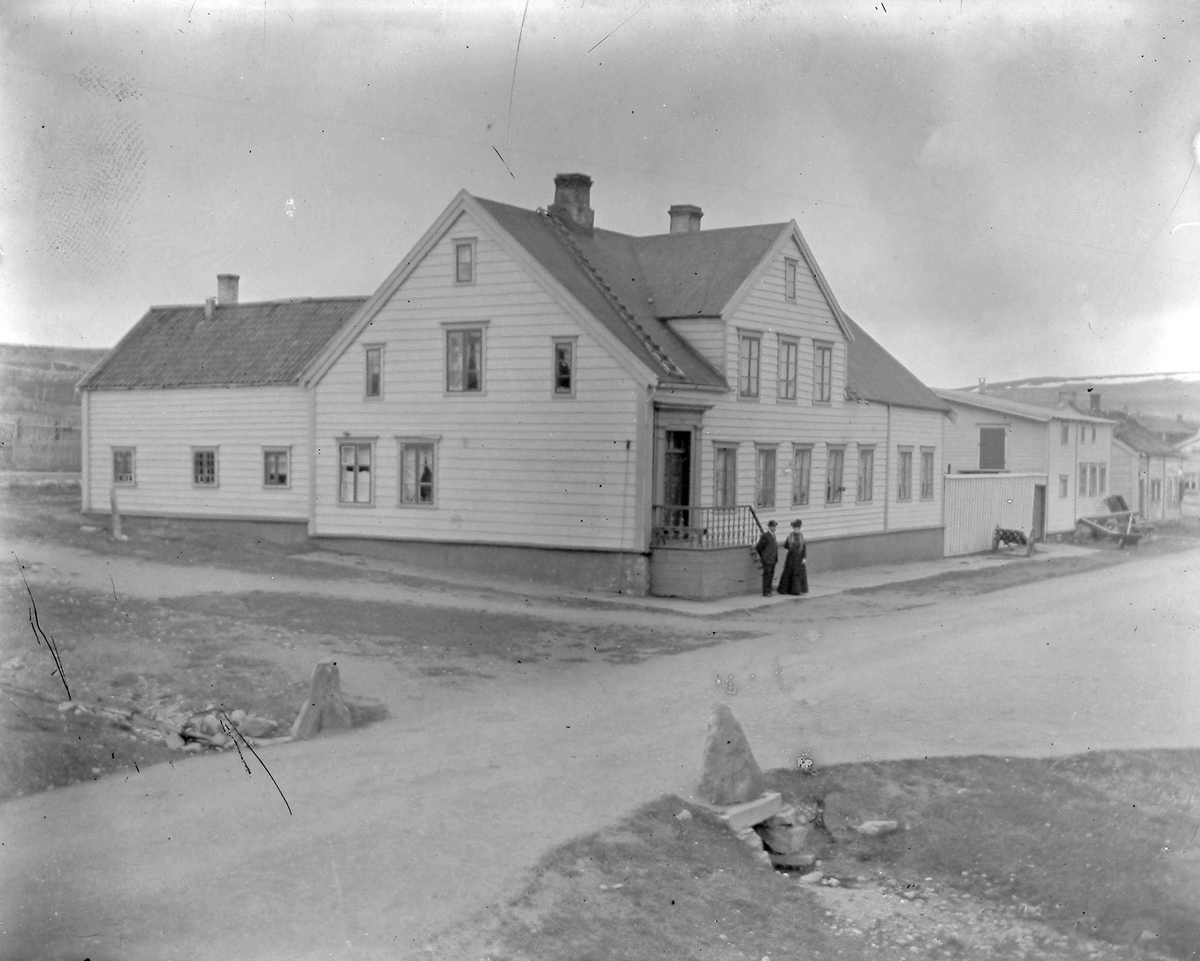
[{"left": 767, "top": 520, "right": 777, "bottom": 527}]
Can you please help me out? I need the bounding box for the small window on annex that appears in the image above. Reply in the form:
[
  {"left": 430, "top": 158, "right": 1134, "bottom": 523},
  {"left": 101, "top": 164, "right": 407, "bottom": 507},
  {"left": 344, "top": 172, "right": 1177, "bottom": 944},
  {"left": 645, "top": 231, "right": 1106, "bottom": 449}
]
[
  {"left": 777, "top": 337, "right": 798, "bottom": 400},
  {"left": 263, "top": 449, "right": 289, "bottom": 487},
  {"left": 365, "top": 346, "right": 383, "bottom": 398},
  {"left": 446, "top": 327, "right": 484, "bottom": 392},
  {"left": 454, "top": 239, "right": 476, "bottom": 284},
  {"left": 738, "top": 333, "right": 761, "bottom": 398},
  {"left": 825, "top": 446, "right": 845, "bottom": 504},
  {"left": 784, "top": 258, "right": 798, "bottom": 301},
  {"left": 400, "top": 441, "right": 436, "bottom": 506},
  {"left": 1060, "top": 422, "right": 1070, "bottom": 445},
  {"left": 714, "top": 444, "right": 738, "bottom": 507},
  {"left": 813, "top": 342, "right": 833, "bottom": 403},
  {"left": 112, "top": 447, "right": 136, "bottom": 485},
  {"left": 920, "top": 448, "right": 935, "bottom": 499},
  {"left": 897, "top": 447, "right": 913, "bottom": 500},
  {"left": 339, "top": 442, "right": 373, "bottom": 504},
  {"left": 553, "top": 338, "right": 575, "bottom": 396},
  {"left": 1059, "top": 474, "right": 1069, "bottom": 498},
  {"left": 192, "top": 448, "right": 218, "bottom": 486},
  {"left": 792, "top": 445, "right": 812, "bottom": 506},
  {"left": 755, "top": 446, "right": 776, "bottom": 509}
]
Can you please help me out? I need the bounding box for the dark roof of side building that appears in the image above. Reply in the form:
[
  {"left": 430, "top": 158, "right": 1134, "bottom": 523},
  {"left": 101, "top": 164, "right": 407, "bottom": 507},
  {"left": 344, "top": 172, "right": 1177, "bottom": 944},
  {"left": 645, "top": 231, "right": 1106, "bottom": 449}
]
[
  {"left": 79, "top": 298, "right": 367, "bottom": 390},
  {"left": 842, "top": 316, "right": 949, "bottom": 412}
]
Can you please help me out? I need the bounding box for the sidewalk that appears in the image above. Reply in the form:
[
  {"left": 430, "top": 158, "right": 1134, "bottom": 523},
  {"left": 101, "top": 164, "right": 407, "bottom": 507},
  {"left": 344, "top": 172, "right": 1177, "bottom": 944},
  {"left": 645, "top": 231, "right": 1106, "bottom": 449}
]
[{"left": 301, "top": 540, "right": 1103, "bottom": 617}]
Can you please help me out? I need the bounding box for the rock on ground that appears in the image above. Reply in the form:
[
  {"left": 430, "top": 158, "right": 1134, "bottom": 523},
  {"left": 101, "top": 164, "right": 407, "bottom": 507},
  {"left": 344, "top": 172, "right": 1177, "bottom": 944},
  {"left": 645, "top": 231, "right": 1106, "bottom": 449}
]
[{"left": 695, "top": 703, "right": 766, "bottom": 805}]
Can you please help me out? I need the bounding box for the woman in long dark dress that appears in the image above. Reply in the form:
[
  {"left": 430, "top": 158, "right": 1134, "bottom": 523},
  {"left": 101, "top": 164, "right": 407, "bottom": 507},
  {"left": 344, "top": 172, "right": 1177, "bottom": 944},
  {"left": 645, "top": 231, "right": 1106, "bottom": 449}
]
[{"left": 779, "top": 519, "right": 808, "bottom": 596}]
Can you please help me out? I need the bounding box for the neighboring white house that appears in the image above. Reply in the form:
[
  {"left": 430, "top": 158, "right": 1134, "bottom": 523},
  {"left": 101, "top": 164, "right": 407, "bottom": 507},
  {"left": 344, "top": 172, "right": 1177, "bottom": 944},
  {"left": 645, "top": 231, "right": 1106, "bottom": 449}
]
[
  {"left": 1108, "top": 418, "right": 1185, "bottom": 522},
  {"left": 1177, "top": 428, "right": 1200, "bottom": 519},
  {"left": 80, "top": 174, "right": 950, "bottom": 597},
  {"left": 935, "top": 388, "right": 1116, "bottom": 545}
]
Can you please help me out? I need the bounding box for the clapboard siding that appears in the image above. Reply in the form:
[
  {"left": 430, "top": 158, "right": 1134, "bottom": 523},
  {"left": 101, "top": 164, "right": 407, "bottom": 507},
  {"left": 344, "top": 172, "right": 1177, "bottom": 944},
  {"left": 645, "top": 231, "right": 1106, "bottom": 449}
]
[
  {"left": 941, "top": 404, "right": 1047, "bottom": 474},
  {"left": 665, "top": 318, "right": 725, "bottom": 371},
  {"left": 944, "top": 473, "right": 1043, "bottom": 555},
  {"left": 85, "top": 386, "right": 311, "bottom": 519},
  {"left": 887, "top": 405, "right": 944, "bottom": 530},
  {"left": 313, "top": 210, "right": 645, "bottom": 551}
]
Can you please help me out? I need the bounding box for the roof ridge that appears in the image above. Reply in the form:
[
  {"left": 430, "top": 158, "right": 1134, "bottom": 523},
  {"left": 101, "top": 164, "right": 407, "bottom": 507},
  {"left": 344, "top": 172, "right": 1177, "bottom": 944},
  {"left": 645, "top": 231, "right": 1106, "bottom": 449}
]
[
  {"left": 146, "top": 296, "right": 368, "bottom": 310},
  {"left": 542, "top": 211, "right": 685, "bottom": 379}
]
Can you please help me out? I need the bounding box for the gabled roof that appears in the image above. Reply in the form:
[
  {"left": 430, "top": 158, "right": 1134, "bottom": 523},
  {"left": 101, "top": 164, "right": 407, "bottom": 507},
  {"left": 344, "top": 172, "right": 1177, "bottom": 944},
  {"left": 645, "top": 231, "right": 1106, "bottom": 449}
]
[
  {"left": 842, "top": 316, "right": 948, "bottom": 412},
  {"left": 934, "top": 388, "right": 1116, "bottom": 424},
  {"left": 1107, "top": 414, "right": 1181, "bottom": 457},
  {"left": 79, "top": 298, "right": 367, "bottom": 390}
]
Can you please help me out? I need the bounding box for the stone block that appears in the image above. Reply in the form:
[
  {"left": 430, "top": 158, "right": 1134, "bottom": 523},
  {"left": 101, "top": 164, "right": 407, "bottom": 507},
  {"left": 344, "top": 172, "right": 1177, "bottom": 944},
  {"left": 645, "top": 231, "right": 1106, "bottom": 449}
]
[
  {"left": 758, "top": 823, "right": 810, "bottom": 854},
  {"left": 695, "top": 704, "right": 765, "bottom": 805},
  {"left": 770, "top": 851, "right": 817, "bottom": 871},
  {"left": 854, "top": 820, "right": 899, "bottom": 837},
  {"left": 291, "top": 658, "right": 353, "bottom": 740},
  {"left": 718, "top": 792, "right": 782, "bottom": 832},
  {"left": 237, "top": 716, "right": 279, "bottom": 738}
]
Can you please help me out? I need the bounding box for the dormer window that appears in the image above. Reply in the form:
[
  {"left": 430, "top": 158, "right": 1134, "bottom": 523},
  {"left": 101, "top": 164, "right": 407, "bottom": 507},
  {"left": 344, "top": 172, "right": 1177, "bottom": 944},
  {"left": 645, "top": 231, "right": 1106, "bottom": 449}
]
[
  {"left": 455, "top": 240, "right": 476, "bottom": 284},
  {"left": 784, "top": 258, "right": 797, "bottom": 301}
]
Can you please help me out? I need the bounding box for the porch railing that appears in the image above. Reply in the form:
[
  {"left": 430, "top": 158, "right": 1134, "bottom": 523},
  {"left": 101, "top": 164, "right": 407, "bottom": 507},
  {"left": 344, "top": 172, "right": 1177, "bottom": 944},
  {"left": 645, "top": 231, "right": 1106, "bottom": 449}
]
[{"left": 651, "top": 504, "right": 764, "bottom": 549}]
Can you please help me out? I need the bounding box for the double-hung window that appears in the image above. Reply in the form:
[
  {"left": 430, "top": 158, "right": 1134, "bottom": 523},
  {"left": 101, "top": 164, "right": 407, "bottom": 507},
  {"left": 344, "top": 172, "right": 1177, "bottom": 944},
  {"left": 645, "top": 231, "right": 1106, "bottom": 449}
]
[
  {"left": 365, "top": 346, "right": 383, "bottom": 398},
  {"left": 454, "top": 239, "right": 476, "bottom": 284},
  {"left": 920, "top": 448, "right": 935, "bottom": 499},
  {"left": 553, "top": 338, "right": 575, "bottom": 396},
  {"left": 738, "top": 333, "right": 760, "bottom": 398},
  {"left": 1079, "top": 468, "right": 1088, "bottom": 497},
  {"left": 813, "top": 341, "right": 832, "bottom": 403},
  {"left": 399, "top": 441, "right": 436, "bottom": 506},
  {"left": 979, "top": 427, "right": 1006, "bottom": 471},
  {"left": 897, "top": 447, "right": 913, "bottom": 500},
  {"left": 1059, "top": 474, "right": 1070, "bottom": 498},
  {"left": 784, "top": 258, "right": 797, "bottom": 301},
  {"left": 112, "top": 447, "right": 135, "bottom": 485},
  {"left": 192, "top": 448, "right": 217, "bottom": 486},
  {"left": 1060, "top": 422, "right": 1069, "bottom": 445},
  {"left": 446, "top": 327, "right": 484, "bottom": 392},
  {"left": 825, "top": 446, "right": 845, "bottom": 504},
  {"left": 1099, "top": 464, "right": 1107, "bottom": 494},
  {"left": 777, "top": 338, "right": 798, "bottom": 400},
  {"left": 856, "top": 446, "right": 875, "bottom": 502},
  {"left": 263, "top": 449, "right": 289, "bottom": 488},
  {"left": 791, "top": 445, "right": 812, "bottom": 506},
  {"left": 755, "top": 446, "right": 776, "bottom": 509},
  {"left": 714, "top": 444, "right": 738, "bottom": 507},
  {"left": 339, "top": 442, "right": 373, "bottom": 504}
]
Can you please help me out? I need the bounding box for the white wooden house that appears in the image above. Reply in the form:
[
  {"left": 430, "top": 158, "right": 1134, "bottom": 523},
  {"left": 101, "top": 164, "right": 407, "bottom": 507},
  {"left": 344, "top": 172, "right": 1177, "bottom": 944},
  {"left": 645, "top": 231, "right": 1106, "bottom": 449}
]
[
  {"left": 1176, "top": 429, "right": 1200, "bottom": 519},
  {"left": 1108, "top": 418, "right": 1185, "bottom": 521},
  {"left": 81, "top": 175, "right": 949, "bottom": 597},
  {"left": 935, "top": 389, "right": 1115, "bottom": 549}
]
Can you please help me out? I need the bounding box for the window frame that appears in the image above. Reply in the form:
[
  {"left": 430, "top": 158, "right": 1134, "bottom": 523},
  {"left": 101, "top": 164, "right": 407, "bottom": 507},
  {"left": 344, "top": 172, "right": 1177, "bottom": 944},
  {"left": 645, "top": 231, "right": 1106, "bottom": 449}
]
[
  {"left": 813, "top": 341, "right": 833, "bottom": 404},
  {"left": 453, "top": 238, "right": 476, "bottom": 285},
  {"left": 777, "top": 336, "right": 798, "bottom": 401},
  {"left": 1060, "top": 422, "right": 1069, "bottom": 445},
  {"left": 1099, "top": 463, "right": 1107, "bottom": 495},
  {"left": 444, "top": 322, "right": 487, "bottom": 394},
  {"left": 398, "top": 437, "right": 438, "bottom": 508},
  {"left": 191, "top": 447, "right": 218, "bottom": 487},
  {"left": 825, "top": 445, "right": 845, "bottom": 504},
  {"left": 337, "top": 439, "right": 375, "bottom": 507},
  {"left": 552, "top": 336, "right": 576, "bottom": 398},
  {"left": 856, "top": 445, "right": 875, "bottom": 502},
  {"left": 111, "top": 446, "right": 136, "bottom": 486},
  {"left": 364, "top": 344, "right": 383, "bottom": 399},
  {"left": 1079, "top": 467, "right": 1088, "bottom": 497},
  {"left": 784, "top": 258, "right": 798, "bottom": 301},
  {"left": 755, "top": 445, "right": 777, "bottom": 510},
  {"left": 897, "top": 446, "right": 913, "bottom": 501},
  {"left": 791, "top": 444, "right": 812, "bottom": 506},
  {"left": 1059, "top": 474, "right": 1069, "bottom": 498},
  {"left": 263, "top": 447, "right": 291, "bottom": 489},
  {"left": 713, "top": 443, "right": 738, "bottom": 508},
  {"left": 920, "top": 448, "right": 935, "bottom": 500},
  {"left": 737, "top": 332, "right": 761, "bottom": 399}
]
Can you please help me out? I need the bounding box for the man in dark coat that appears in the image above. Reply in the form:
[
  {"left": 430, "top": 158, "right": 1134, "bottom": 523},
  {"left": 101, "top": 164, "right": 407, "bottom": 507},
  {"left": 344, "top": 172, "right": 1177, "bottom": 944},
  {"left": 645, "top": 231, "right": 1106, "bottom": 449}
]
[{"left": 754, "top": 520, "right": 779, "bottom": 596}]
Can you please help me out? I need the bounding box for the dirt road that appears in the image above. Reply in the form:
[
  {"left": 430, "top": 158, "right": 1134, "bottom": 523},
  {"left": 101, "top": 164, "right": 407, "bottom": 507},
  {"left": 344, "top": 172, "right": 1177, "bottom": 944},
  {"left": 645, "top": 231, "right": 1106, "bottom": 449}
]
[{"left": 2, "top": 541, "right": 1198, "bottom": 961}]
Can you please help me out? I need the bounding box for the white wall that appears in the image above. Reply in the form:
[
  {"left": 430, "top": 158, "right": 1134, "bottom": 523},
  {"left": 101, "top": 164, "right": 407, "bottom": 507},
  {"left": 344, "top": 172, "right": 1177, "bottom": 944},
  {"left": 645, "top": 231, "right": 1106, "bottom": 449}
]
[
  {"left": 84, "top": 386, "right": 311, "bottom": 520},
  {"left": 312, "top": 209, "right": 647, "bottom": 552}
]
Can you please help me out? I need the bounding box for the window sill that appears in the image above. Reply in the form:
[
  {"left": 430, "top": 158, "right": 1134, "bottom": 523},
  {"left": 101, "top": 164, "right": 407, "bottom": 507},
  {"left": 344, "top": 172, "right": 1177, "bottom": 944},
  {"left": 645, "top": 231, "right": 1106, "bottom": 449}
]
[
  {"left": 263, "top": 485, "right": 291, "bottom": 491},
  {"left": 444, "top": 390, "right": 488, "bottom": 397},
  {"left": 398, "top": 502, "right": 437, "bottom": 510},
  {"left": 737, "top": 394, "right": 761, "bottom": 402},
  {"left": 336, "top": 501, "right": 375, "bottom": 508}
]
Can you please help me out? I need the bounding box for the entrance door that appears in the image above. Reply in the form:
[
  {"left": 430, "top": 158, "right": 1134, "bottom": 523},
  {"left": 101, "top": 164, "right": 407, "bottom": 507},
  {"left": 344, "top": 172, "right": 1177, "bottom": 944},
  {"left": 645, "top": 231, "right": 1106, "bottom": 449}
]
[
  {"left": 663, "top": 429, "right": 692, "bottom": 527},
  {"left": 1032, "top": 484, "right": 1046, "bottom": 541}
]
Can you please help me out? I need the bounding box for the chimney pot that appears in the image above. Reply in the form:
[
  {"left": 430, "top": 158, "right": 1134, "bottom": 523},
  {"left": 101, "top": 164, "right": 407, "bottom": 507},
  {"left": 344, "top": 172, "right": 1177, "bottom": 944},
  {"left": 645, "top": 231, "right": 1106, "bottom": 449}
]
[
  {"left": 977, "top": 377, "right": 986, "bottom": 394},
  {"left": 204, "top": 297, "right": 216, "bottom": 320},
  {"left": 217, "top": 273, "right": 240, "bottom": 306},
  {"left": 668, "top": 204, "right": 704, "bottom": 234},
  {"left": 1090, "top": 392, "right": 1101, "bottom": 412},
  {"left": 548, "top": 173, "right": 594, "bottom": 234}
]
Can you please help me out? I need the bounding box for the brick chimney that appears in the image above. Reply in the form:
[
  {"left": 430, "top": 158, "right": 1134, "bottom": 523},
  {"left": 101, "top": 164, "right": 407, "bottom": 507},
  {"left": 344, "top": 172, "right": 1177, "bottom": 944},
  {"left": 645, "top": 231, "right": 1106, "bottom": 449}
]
[
  {"left": 669, "top": 204, "right": 704, "bottom": 234},
  {"left": 548, "top": 173, "right": 594, "bottom": 234},
  {"left": 217, "top": 273, "right": 240, "bottom": 306},
  {"left": 1090, "top": 392, "right": 1101, "bottom": 412},
  {"left": 977, "top": 377, "right": 986, "bottom": 394}
]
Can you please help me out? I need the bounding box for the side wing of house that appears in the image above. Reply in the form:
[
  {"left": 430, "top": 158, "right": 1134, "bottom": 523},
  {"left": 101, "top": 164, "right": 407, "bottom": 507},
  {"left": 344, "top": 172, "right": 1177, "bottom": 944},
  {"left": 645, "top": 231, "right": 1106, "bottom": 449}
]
[
  {"left": 1177, "top": 435, "right": 1200, "bottom": 517},
  {"left": 83, "top": 386, "right": 312, "bottom": 522},
  {"left": 886, "top": 405, "right": 944, "bottom": 531},
  {"left": 309, "top": 206, "right": 649, "bottom": 555},
  {"left": 941, "top": 404, "right": 1046, "bottom": 475}
]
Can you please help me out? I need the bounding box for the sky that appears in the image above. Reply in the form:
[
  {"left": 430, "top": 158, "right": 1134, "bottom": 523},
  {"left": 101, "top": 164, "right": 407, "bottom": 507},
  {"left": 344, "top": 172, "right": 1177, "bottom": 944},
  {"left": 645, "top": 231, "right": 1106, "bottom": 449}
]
[{"left": 2, "top": 0, "right": 1200, "bottom": 388}]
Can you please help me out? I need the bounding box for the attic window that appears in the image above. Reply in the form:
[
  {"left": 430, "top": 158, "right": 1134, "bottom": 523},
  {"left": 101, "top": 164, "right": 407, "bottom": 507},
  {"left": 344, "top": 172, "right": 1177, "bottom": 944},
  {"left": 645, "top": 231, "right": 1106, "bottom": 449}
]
[
  {"left": 455, "top": 240, "right": 476, "bottom": 284},
  {"left": 784, "top": 259, "right": 797, "bottom": 301}
]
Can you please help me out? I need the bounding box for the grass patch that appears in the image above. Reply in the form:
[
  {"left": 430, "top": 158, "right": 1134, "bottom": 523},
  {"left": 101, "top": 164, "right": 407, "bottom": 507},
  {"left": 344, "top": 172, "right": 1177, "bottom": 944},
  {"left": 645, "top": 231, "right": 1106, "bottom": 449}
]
[{"left": 436, "top": 750, "right": 1200, "bottom": 960}]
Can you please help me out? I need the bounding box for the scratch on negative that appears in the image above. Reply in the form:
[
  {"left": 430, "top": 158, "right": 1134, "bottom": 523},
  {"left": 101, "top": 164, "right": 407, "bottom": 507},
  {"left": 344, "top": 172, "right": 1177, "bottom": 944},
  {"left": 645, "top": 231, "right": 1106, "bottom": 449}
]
[
  {"left": 507, "top": 0, "right": 530, "bottom": 149},
  {"left": 588, "top": 0, "right": 651, "bottom": 54},
  {"left": 492, "top": 145, "right": 516, "bottom": 179}
]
